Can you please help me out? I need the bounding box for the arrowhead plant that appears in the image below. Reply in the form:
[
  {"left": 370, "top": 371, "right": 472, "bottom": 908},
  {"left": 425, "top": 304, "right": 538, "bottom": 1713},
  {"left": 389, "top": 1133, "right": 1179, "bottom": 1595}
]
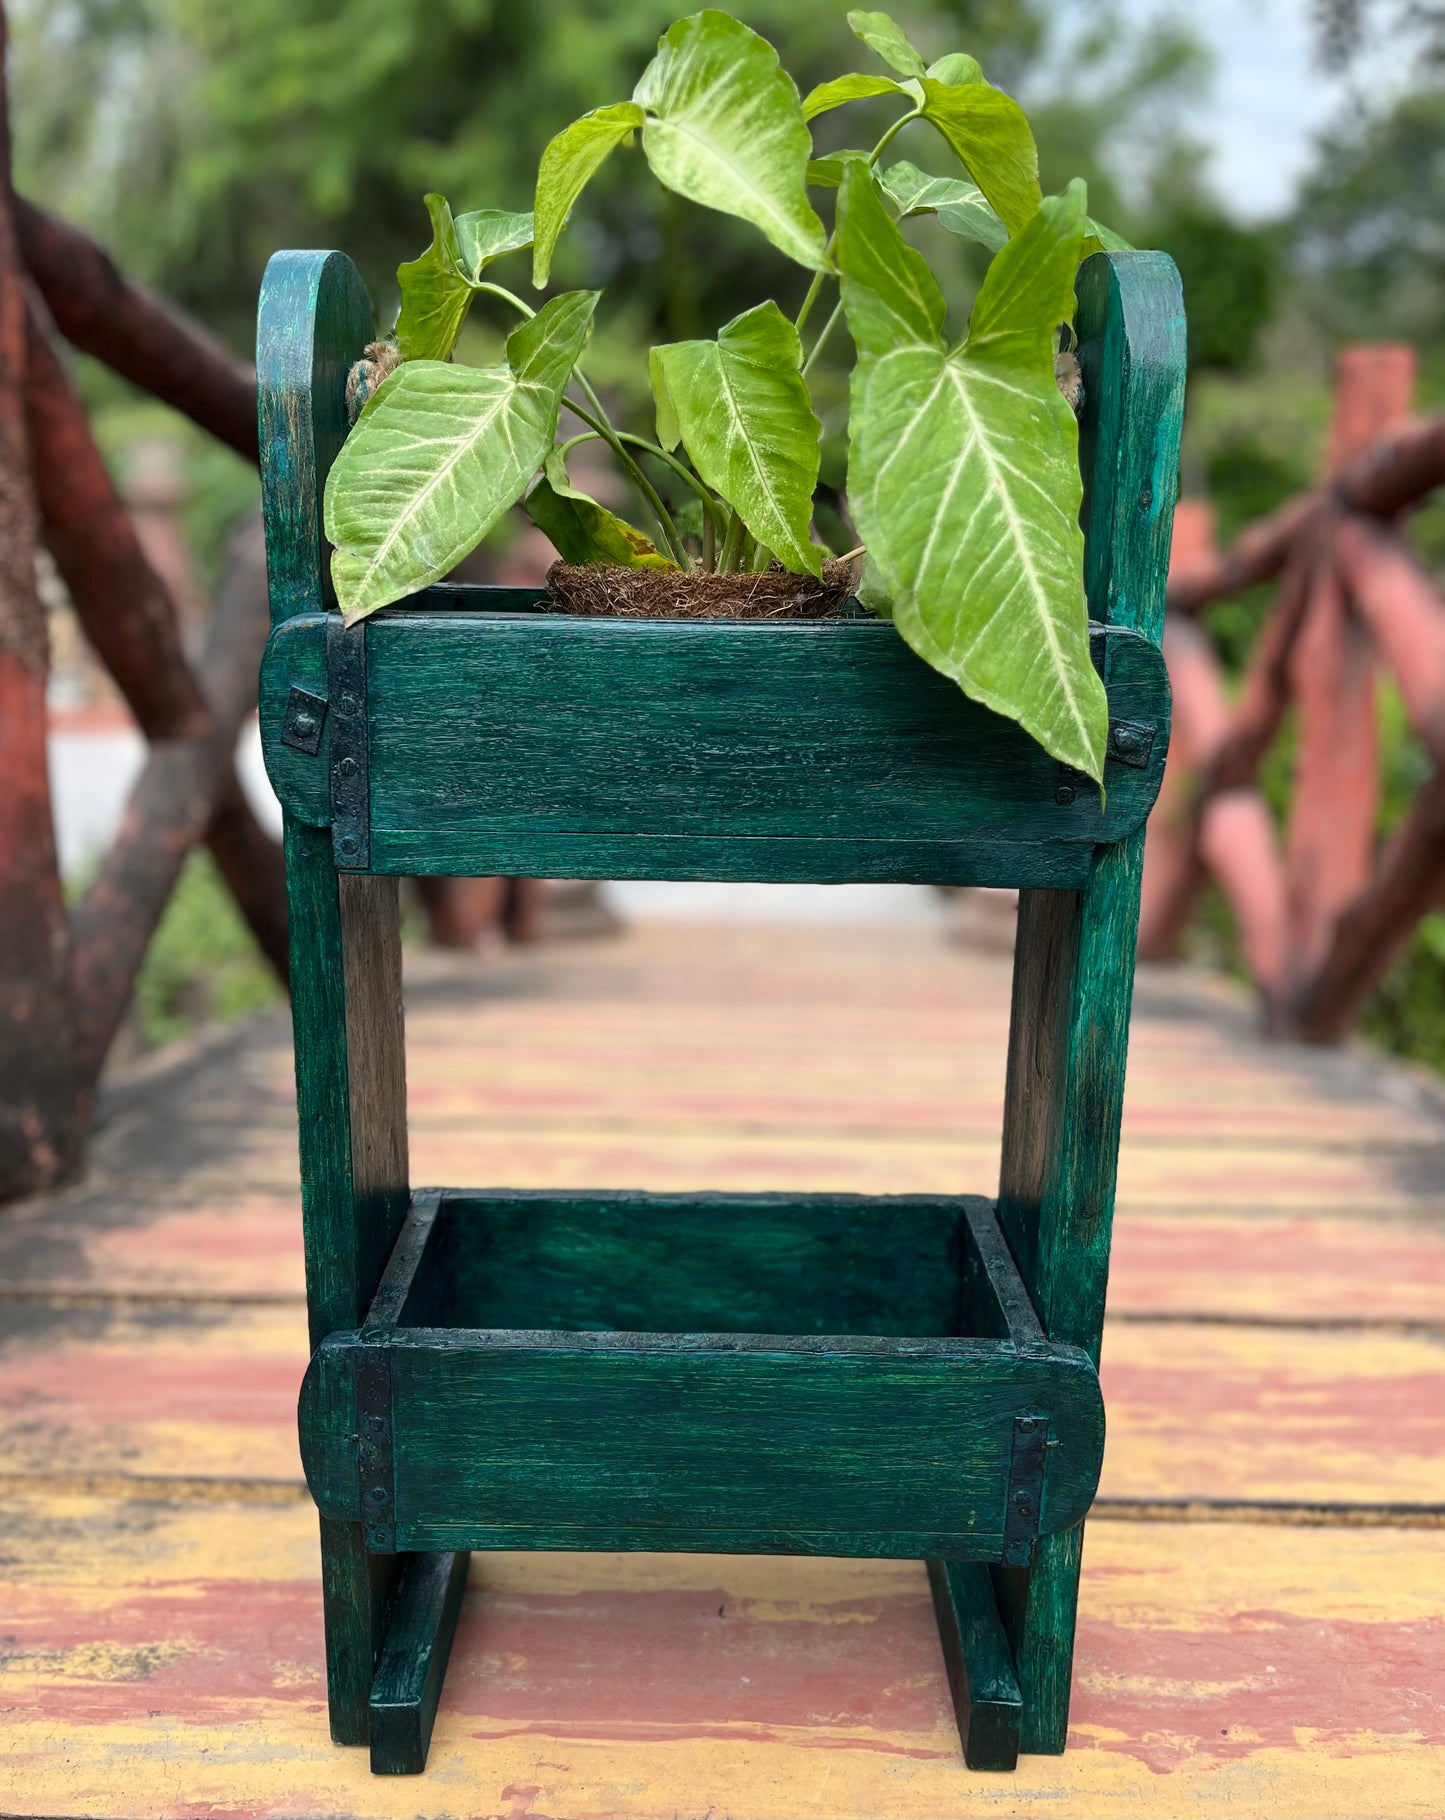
[{"left": 323, "top": 6, "right": 1137, "bottom": 784}]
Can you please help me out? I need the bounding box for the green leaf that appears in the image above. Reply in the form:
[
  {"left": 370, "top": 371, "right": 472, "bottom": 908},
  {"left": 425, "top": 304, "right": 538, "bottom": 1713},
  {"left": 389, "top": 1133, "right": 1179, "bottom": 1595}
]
[
  {"left": 801, "top": 73, "right": 909, "bottom": 122},
  {"left": 533, "top": 102, "right": 644, "bottom": 288},
  {"left": 918, "top": 76, "right": 1042, "bottom": 235},
  {"left": 395, "top": 195, "right": 536, "bottom": 362},
  {"left": 325, "top": 291, "right": 600, "bottom": 624},
  {"left": 858, "top": 551, "right": 893, "bottom": 618},
  {"left": 650, "top": 300, "right": 822, "bottom": 577},
  {"left": 634, "top": 12, "right": 826, "bottom": 271},
  {"left": 835, "top": 161, "right": 946, "bottom": 360},
  {"left": 806, "top": 148, "right": 874, "bottom": 188},
  {"left": 1083, "top": 217, "right": 1134, "bottom": 258},
  {"left": 455, "top": 208, "right": 534, "bottom": 274},
  {"left": 927, "top": 52, "right": 983, "bottom": 85},
  {"left": 879, "top": 159, "right": 1008, "bottom": 253},
  {"left": 840, "top": 173, "right": 1107, "bottom": 781},
  {"left": 394, "top": 195, "right": 469, "bottom": 362},
  {"left": 524, "top": 469, "right": 677, "bottom": 569},
  {"left": 846, "top": 9, "right": 927, "bottom": 78}
]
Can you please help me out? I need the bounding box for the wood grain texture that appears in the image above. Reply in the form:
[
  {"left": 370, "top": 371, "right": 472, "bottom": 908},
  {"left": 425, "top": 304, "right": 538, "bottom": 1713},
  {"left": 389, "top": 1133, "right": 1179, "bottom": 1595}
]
[
  {"left": 257, "top": 250, "right": 372, "bottom": 628},
  {"left": 368, "top": 1549, "right": 469, "bottom": 1775},
  {"left": 259, "top": 611, "right": 1170, "bottom": 888},
  {"left": 928, "top": 1558, "right": 1023, "bottom": 1770},
  {"left": 407, "top": 1188, "right": 971, "bottom": 1337},
  {"left": 299, "top": 1326, "right": 1105, "bottom": 1555},
  {"left": 995, "top": 249, "right": 1186, "bottom": 1754},
  {"left": 258, "top": 248, "right": 403, "bottom": 1749},
  {"left": 3, "top": 913, "right": 1445, "bottom": 1812}
]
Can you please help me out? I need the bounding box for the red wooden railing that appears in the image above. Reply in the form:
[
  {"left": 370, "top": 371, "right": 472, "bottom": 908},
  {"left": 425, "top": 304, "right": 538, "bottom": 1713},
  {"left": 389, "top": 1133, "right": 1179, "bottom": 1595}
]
[{"left": 1141, "top": 344, "right": 1445, "bottom": 1040}]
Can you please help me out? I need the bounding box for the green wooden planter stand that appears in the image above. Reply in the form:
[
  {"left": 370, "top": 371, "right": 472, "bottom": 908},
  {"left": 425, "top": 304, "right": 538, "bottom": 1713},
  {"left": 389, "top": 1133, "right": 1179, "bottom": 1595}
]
[{"left": 257, "top": 247, "right": 1184, "bottom": 1777}]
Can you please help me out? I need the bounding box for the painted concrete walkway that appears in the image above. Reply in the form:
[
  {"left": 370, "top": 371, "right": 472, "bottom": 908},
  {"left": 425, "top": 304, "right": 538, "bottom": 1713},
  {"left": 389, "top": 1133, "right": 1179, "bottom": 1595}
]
[{"left": 2, "top": 919, "right": 1443, "bottom": 1819}]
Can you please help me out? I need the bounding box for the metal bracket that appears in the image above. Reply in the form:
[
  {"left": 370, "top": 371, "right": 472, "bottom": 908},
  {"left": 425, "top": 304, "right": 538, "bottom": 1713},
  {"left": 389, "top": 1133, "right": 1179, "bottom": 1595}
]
[
  {"left": 280, "top": 686, "right": 328, "bottom": 756},
  {"left": 1107, "top": 718, "right": 1157, "bottom": 770},
  {"left": 326, "top": 617, "right": 369, "bottom": 869},
  {"left": 1002, "top": 1414, "right": 1049, "bottom": 1567},
  {"left": 354, "top": 1341, "right": 395, "bottom": 1553}
]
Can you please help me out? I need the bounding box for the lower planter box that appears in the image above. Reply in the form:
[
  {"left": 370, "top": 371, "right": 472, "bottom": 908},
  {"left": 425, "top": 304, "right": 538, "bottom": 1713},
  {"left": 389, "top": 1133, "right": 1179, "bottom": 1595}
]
[{"left": 298, "top": 1189, "right": 1105, "bottom": 1562}]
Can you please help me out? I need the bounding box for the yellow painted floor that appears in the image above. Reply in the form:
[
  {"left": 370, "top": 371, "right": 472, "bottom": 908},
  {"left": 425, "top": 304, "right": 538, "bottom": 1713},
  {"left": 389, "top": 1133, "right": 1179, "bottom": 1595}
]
[{"left": 2, "top": 917, "right": 1444, "bottom": 1819}]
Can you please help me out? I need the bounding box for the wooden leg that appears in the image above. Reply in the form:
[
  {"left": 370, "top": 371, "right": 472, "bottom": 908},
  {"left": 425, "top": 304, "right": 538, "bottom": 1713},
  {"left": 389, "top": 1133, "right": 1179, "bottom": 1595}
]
[
  {"left": 369, "top": 1550, "right": 470, "bottom": 1774},
  {"left": 992, "top": 1525, "right": 1085, "bottom": 1755},
  {"left": 928, "top": 1559, "right": 1022, "bottom": 1770},
  {"left": 318, "top": 1516, "right": 400, "bottom": 1746}
]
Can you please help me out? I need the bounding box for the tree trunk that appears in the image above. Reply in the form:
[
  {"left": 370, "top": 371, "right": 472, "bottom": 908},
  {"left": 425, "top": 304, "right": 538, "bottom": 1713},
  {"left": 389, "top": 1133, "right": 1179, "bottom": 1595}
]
[{"left": 0, "top": 5, "right": 85, "bottom": 1197}]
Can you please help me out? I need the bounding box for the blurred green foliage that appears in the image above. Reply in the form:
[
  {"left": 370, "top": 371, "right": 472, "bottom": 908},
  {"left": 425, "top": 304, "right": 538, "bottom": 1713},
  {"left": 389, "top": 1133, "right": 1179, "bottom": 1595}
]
[
  {"left": 18, "top": 0, "right": 1445, "bottom": 1074},
  {"left": 13, "top": 0, "right": 1204, "bottom": 350},
  {"left": 1152, "top": 204, "right": 1279, "bottom": 373},
  {"left": 1292, "top": 87, "right": 1445, "bottom": 383},
  {"left": 132, "top": 851, "right": 281, "bottom": 1047}
]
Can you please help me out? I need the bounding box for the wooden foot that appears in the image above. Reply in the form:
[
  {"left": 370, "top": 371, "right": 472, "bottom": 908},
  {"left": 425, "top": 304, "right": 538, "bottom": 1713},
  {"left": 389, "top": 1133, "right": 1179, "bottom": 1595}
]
[
  {"left": 369, "top": 1550, "right": 469, "bottom": 1774},
  {"left": 928, "top": 1558, "right": 1023, "bottom": 1770}
]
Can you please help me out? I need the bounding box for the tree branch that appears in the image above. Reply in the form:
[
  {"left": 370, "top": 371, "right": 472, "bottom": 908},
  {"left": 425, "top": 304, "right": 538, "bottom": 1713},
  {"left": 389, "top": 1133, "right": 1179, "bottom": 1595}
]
[{"left": 14, "top": 194, "right": 259, "bottom": 462}]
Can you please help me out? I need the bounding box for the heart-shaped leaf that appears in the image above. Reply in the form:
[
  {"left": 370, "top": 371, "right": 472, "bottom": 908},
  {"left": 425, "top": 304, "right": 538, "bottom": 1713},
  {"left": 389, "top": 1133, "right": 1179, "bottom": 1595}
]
[
  {"left": 927, "top": 53, "right": 983, "bottom": 85},
  {"left": 650, "top": 299, "right": 822, "bottom": 577},
  {"left": 802, "top": 73, "right": 910, "bottom": 122},
  {"left": 525, "top": 467, "right": 677, "bottom": 570},
  {"left": 838, "top": 164, "right": 1106, "bottom": 781},
  {"left": 846, "top": 9, "right": 927, "bottom": 78},
  {"left": 533, "top": 102, "right": 644, "bottom": 288},
  {"left": 326, "top": 291, "right": 600, "bottom": 623},
  {"left": 835, "top": 165, "right": 947, "bottom": 359},
  {"left": 455, "top": 208, "right": 535, "bottom": 273},
  {"left": 806, "top": 148, "right": 874, "bottom": 188},
  {"left": 634, "top": 12, "right": 826, "bottom": 271},
  {"left": 879, "top": 160, "right": 1008, "bottom": 253},
  {"left": 395, "top": 196, "right": 535, "bottom": 362},
  {"left": 918, "top": 76, "right": 1042, "bottom": 235},
  {"left": 1083, "top": 216, "right": 1134, "bottom": 258}
]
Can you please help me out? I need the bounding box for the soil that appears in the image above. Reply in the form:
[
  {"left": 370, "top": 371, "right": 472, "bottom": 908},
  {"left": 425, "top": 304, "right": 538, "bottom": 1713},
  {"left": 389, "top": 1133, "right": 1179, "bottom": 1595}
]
[{"left": 544, "top": 557, "right": 859, "bottom": 620}]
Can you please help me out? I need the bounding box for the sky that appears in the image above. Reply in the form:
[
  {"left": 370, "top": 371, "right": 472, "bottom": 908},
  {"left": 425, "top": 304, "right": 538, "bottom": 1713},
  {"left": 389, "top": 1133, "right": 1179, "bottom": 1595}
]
[{"left": 1120, "top": 0, "right": 1415, "bottom": 218}]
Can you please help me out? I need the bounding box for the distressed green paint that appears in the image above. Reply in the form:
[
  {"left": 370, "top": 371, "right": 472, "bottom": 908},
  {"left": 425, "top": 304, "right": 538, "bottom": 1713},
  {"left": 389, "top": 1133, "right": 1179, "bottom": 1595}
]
[
  {"left": 260, "top": 250, "right": 407, "bottom": 1750},
  {"left": 259, "top": 611, "right": 1169, "bottom": 886},
  {"left": 258, "top": 241, "right": 1183, "bottom": 1773},
  {"left": 299, "top": 1325, "right": 1104, "bottom": 1555},
  {"left": 994, "top": 249, "right": 1186, "bottom": 1754}
]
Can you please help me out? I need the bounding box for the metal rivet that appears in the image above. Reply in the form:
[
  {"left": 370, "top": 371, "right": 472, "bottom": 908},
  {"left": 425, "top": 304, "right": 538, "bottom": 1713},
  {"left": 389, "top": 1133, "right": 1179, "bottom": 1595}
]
[
  {"left": 367, "top": 1485, "right": 388, "bottom": 1505},
  {"left": 370, "top": 1528, "right": 389, "bottom": 1547},
  {"left": 366, "top": 1414, "right": 387, "bottom": 1436},
  {"left": 338, "top": 756, "right": 358, "bottom": 780},
  {"left": 339, "top": 834, "right": 360, "bottom": 857},
  {"left": 338, "top": 691, "right": 360, "bottom": 717},
  {"left": 1015, "top": 1492, "right": 1032, "bottom": 1511},
  {"left": 1055, "top": 783, "right": 1076, "bottom": 806},
  {"left": 1017, "top": 1417, "right": 1037, "bottom": 1434},
  {"left": 291, "top": 710, "right": 316, "bottom": 736}
]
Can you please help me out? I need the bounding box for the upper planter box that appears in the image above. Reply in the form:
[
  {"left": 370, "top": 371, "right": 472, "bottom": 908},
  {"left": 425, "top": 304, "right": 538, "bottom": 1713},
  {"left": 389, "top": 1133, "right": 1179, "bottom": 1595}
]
[{"left": 259, "top": 589, "right": 1169, "bottom": 889}]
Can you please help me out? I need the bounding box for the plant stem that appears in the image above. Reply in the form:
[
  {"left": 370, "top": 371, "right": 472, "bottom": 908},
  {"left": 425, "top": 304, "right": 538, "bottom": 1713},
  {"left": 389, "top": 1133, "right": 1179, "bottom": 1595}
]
[
  {"left": 794, "top": 109, "right": 922, "bottom": 337},
  {"left": 718, "top": 510, "right": 746, "bottom": 573},
  {"left": 802, "top": 300, "right": 844, "bottom": 377},
  {"left": 562, "top": 392, "right": 689, "bottom": 567},
  {"left": 867, "top": 107, "right": 921, "bottom": 169},
  {"left": 472, "top": 280, "right": 535, "bottom": 319}
]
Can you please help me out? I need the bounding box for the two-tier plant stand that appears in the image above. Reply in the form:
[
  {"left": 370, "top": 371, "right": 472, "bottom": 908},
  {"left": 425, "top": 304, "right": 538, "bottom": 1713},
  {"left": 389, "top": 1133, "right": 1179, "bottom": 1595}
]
[{"left": 257, "top": 246, "right": 1184, "bottom": 1776}]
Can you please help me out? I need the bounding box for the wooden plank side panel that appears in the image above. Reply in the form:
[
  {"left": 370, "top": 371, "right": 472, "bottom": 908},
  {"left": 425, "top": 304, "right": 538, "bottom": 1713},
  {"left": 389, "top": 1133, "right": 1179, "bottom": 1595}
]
[
  {"left": 298, "top": 1331, "right": 1104, "bottom": 1555},
  {"left": 424, "top": 1188, "right": 968, "bottom": 1337},
  {"left": 259, "top": 613, "right": 1170, "bottom": 885}
]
